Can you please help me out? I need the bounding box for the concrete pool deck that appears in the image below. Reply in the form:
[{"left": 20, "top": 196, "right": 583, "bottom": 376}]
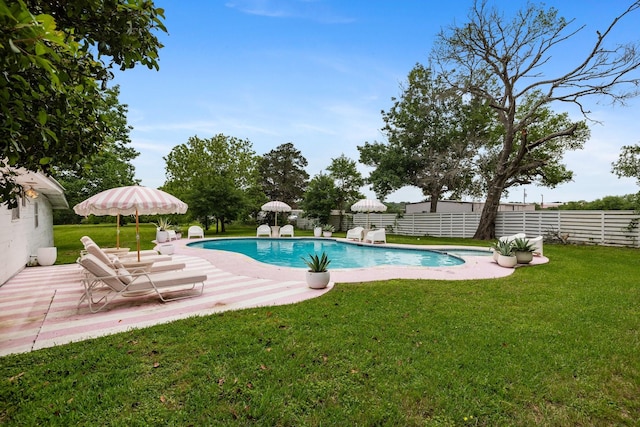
[{"left": 0, "top": 237, "right": 548, "bottom": 357}]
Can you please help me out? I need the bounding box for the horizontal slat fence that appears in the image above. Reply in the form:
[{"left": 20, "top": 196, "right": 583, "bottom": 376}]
[{"left": 346, "top": 210, "right": 640, "bottom": 247}]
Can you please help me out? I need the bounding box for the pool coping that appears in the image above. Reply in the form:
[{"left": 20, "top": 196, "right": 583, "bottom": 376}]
[{"left": 174, "top": 236, "right": 549, "bottom": 283}]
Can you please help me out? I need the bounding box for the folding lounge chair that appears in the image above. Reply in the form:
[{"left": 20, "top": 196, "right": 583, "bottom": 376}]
[
  {"left": 346, "top": 226, "right": 364, "bottom": 241},
  {"left": 80, "top": 236, "right": 160, "bottom": 258},
  {"left": 83, "top": 242, "right": 185, "bottom": 274},
  {"left": 279, "top": 224, "right": 294, "bottom": 237},
  {"left": 78, "top": 254, "right": 207, "bottom": 313},
  {"left": 529, "top": 235, "right": 544, "bottom": 256},
  {"left": 364, "top": 229, "right": 386, "bottom": 244},
  {"left": 187, "top": 226, "right": 204, "bottom": 239},
  {"left": 257, "top": 224, "right": 271, "bottom": 237}
]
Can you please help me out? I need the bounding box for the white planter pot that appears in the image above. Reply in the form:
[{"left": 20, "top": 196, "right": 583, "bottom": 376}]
[
  {"left": 156, "top": 230, "right": 169, "bottom": 243},
  {"left": 515, "top": 251, "right": 533, "bottom": 264},
  {"left": 323, "top": 231, "right": 333, "bottom": 237},
  {"left": 497, "top": 254, "right": 517, "bottom": 268},
  {"left": 37, "top": 247, "right": 57, "bottom": 266},
  {"left": 313, "top": 227, "right": 323, "bottom": 237},
  {"left": 306, "top": 271, "right": 330, "bottom": 289}
]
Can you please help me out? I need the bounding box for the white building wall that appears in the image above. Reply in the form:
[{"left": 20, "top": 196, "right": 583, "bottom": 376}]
[{"left": 0, "top": 196, "right": 54, "bottom": 285}]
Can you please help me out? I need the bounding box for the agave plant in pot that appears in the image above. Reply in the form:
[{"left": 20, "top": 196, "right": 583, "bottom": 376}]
[
  {"left": 512, "top": 237, "right": 535, "bottom": 264},
  {"left": 495, "top": 240, "right": 517, "bottom": 268},
  {"left": 302, "top": 252, "right": 331, "bottom": 289},
  {"left": 322, "top": 224, "right": 335, "bottom": 237},
  {"left": 155, "top": 217, "right": 172, "bottom": 243}
]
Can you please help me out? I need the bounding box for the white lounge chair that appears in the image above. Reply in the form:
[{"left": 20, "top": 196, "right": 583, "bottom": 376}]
[
  {"left": 346, "top": 226, "right": 364, "bottom": 241},
  {"left": 529, "top": 235, "right": 544, "bottom": 256},
  {"left": 78, "top": 253, "right": 206, "bottom": 313},
  {"left": 257, "top": 224, "right": 271, "bottom": 237},
  {"left": 80, "top": 236, "right": 159, "bottom": 257},
  {"left": 83, "top": 242, "right": 185, "bottom": 274},
  {"left": 187, "top": 225, "right": 204, "bottom": 239},
  {"left": 279, "top": 224, "right": 294, "bottom": 237},
  {"left": 364, "top": 229, "right": 386, "bottom": 244},
  {"left": 167, "top": 230, "right": 178, "bottom": 241}
]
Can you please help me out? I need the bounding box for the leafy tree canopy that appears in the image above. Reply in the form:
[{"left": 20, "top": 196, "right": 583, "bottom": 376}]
[
  {"left": 300, "top": 173, "right": 336, "bottom": 225},
  {"left": 163, "top": 134, "right": 261, "bottom": 232},
  {"left": 52, "top": 86, "right": 139, "bottom": 223},
  {"left": 0, "top": 0, "right": 166, "bottom": 207},
  {"left": 326, "top": 154, "right": 364, "bottom": 230},
  {"left": 359, "top": 64, "right": 487, "bottom": 212},
  {"left": 258, "top": 142, "right": 309, "bottom": 208},
  {"left": 612, "top": 144, "right": 640, "bottom": 186}
]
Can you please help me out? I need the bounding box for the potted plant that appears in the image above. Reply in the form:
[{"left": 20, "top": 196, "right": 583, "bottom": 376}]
[
  {"left": 155, "top": 217, "right": 172, "bottom": 243},
  {"left": 313, "top": 221, "right": 323, "bottom": 237},
  {"left": 512, "top": 237, "right": 535, "bottom": 264},
  {"left": 322, "top": 224, "right": 335, "bottom": 237},
  {"left": 302, "top": 252, "right": 331, "bottom": 289},
  {"left": 495, "top": 240, "right": 517, "bottom": 268}
]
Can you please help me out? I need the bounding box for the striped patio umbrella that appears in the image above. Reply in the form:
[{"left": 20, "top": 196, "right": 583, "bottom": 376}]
[
  {"left": 261, "top": 201, "right": 291, "bottom": 226},
  {"left": 351, "top": 199, "right": 387, "bottom": 229},
  {"left": 74, "top": 186, "right": 188, "bottom": 260}
]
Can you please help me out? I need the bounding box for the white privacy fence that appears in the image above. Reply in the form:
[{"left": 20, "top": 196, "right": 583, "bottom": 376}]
[{"left": 349, "top": 210, "right": 640, "bottom": 247}]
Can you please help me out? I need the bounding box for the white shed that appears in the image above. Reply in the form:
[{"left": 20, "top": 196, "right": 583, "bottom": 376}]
[{"left": 0, "top": 171, "right": 68, "bottom": 285}]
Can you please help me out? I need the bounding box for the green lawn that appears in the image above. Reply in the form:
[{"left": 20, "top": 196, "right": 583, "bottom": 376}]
[{"left": 1, "top": 225, "right": 638, "bottom": 425}]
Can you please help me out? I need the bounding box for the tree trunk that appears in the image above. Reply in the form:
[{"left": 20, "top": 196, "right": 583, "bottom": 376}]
[
  {"left": 429, "top": 193, "right": 440, "bottom": 213},
  {"left": 473, "top": 184, "right": 503, "bottom": 240}
]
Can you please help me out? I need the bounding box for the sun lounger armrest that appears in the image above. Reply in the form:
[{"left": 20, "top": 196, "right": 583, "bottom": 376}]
[{"left": 119, "top": 260, "right": 155, "bottom": 273}]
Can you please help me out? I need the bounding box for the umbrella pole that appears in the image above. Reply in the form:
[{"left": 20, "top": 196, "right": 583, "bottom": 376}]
[
  {"left": 136, "top": 208, "right": 141, "bottom": 262},
  {"left": 116, "top": 214, "right": 120, "bottom": 249},
  {"left": 275, "top": 211, "right": 278, "bottom": 227}
]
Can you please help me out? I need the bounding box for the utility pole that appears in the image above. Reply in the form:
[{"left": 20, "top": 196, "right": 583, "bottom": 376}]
[{"left": 523, "top": 188, "right": 527, "bottom": 204}]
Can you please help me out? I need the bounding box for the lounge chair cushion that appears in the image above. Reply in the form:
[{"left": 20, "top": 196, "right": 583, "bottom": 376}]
[
  {"left": 80, "top": 254, "right": 126, "bottom": 291},
  {"left": 117, "top": 267, "right": 133, "bottom": 284},
  {"left": 125, "top": 270, "right": 208, "bottom": 292}
]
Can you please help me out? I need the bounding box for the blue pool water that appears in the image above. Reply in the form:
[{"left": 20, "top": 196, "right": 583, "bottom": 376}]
[{"left": 187, "top": 238, "right": 466, "bottom": 269}]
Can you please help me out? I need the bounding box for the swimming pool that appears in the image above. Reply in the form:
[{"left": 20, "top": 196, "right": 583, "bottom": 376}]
[{"left": 187, "top": 238, "right": 465, "bottom": 269}]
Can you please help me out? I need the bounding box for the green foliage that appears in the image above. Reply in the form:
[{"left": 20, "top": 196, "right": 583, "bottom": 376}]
[
  {"left": 493, "top": 239, "right": 514, "bottom": 256},
  {"left": 163, "top": 134, "right": 262, "bottom": 231},
  {"left": 359, "top": 64, "right": 485, "bottom": 207},
  {"left": 299, "top": 173, "right": 336, "bottom": 224},
  {"left": 154, "top": 217, "right": 172, "bottom": 231},
  {"left": 52, "top": 86, "right": 140, "bottom": 224},
  {"left": 326, "top": 154, "right": 364, "bottom": 230},
  {"left": 558, "top": 193, "right": 640, "bottom": 211},
  {"left": 612, "top": 144, "right": 640, "bottom": 186},
  {"left": 322, "top": 224, "right": 335, "bottom": 232},
  {"left": 512, "top": 237, "right": 535, "bottom": 252},
  {"left": 301, "top": 252, "right": 331, "bottom": 272},
  {"left": 258, "top": 142, "right": 309, "bottom": 207},
  {"left": 0, "top": 0, "right": 166, "bottom": 207}
]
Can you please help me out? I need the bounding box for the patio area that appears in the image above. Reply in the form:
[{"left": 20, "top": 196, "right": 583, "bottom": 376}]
[{"left": 0, "top": 238, "right": 548, "bottom": 357}]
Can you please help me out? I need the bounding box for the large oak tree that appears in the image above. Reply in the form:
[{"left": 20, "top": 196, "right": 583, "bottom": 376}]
[
  {"left": 359, "top": 64, "right": 486, "bottom": 212},
  {"left": 433, "top": 1, "right": 640, "bottom": 239}
]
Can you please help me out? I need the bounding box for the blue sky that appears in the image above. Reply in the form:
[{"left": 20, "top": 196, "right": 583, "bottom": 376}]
[{"left": 113, "top": 0, "right": 640, "bottom": 204}]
